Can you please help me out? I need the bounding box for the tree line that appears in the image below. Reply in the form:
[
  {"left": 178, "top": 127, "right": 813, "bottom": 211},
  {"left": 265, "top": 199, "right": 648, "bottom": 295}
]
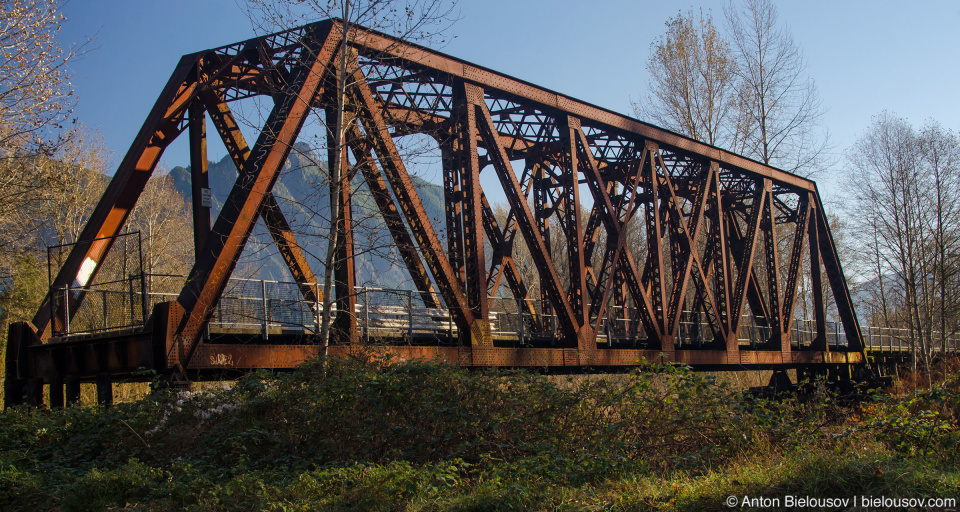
[
  {"left": 845, "top": 115, "right": 960, "bottom": 376},
  {"left": 640, "top": 0, "right": 960, "bottom": 376},
  {"left": 635, "top": 0, "right": 827, "bottom": 177},
  {"left": 0, "top": 0, "right": 192, "bottom": 331}
]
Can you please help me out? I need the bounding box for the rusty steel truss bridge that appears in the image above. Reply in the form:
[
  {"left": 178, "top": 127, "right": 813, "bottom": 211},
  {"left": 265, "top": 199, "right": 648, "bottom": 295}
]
[{"left": 6, "top": 19, "right": 874, "bottom": 407}]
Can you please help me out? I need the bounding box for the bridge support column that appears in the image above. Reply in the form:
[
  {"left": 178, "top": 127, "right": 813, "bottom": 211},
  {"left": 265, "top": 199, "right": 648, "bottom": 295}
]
[
  {"left": 65, "top": 374, "right": 81, "bottom": 406},
  {"left": 96, "top": 372, "right": 113, "bottom": 407},
  {"left": 5, "top": 322, "right": 32, "bottom": 408},
  {"left": 768, "top": 370, "right": 793, "bottom": 393},
  {"left": 660, "top": 334, "right": 676, "bottom": 359},
  {"left": 827, "top": 365, "right": 853, "bottom": 393},
  {"left": 49, "top": 375, "right": 64, "bottom": 409},
  {"left": 25, "top": 378, "right": 44, "bottom": 407},
  {"left": 3, "top": 377, "right": 23, "bottom": 409},
  {"left": 725, "top": 332, "right": 740, "bottom": 362}
]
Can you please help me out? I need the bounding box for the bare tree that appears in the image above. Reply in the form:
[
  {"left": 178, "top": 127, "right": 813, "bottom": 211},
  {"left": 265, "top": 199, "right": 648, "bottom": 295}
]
[
  {"left": 847, "top": 114, "right": 922, "bottom": 370},
  {"left": 0, "top": 129, "right": 108, "bottom": 287},
  {"left": 917, "top": 121, "right": 960, "bottom": 354},
  {"left": 724, "top": 0, "right": 828, "bottom": 176},
  {"left": 244, "top": 0, "right": 458, "bottom": 347},
  {"left": 0, "top": 0, "right": 83, "bottom": 151},
  {"left": 635, "top": 9, "right": 739, "bottom": 149},
  {"left": 128, "top": 171, "right": 194, "bottom": 278},
  {"left": 638, "top": 1, "right": 828, "bottom": 175},
  {"left": 845, "top": 113, "right": 960, "bottom": 381},
  {"left": 0, "top": 0, "right": 88, "bottom": 282}
]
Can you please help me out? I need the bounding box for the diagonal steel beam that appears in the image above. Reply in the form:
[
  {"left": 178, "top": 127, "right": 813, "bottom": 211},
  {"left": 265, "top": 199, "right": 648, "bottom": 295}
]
[
  {"left": 813, "top": 191, "right": 866, "bottom": 356},
  {"left": 684, "top": 167, "right": 726, "bottom": 344},
  {"left": 471, "top": 87, "right": 581, "bottom": 343},
  {"left": 659, "top": 159, "right": 712, "bottom": 336},
  {"left": 727, "top": 212, "right": 772, "bottom": 327},
  {"left": 33, "top": 56, "right": 200, "bottom": 339},
  {"left": 200, "top": 89, "right": 321, "bottom": 304},
  {"left": 349, "top": 68, "right": 477, "bottom": 337},
  {"left": 176, "top": 24, "right": 336, "bottom": 368},
  {"left": 346, "top": 125, "right": 439, "bottom": 309},
  {"left": 730, "top": 179, "right": 768, "bottom": 336},
  {"left": 648, "top": 152, "right": 723, "bottom": 344},
  {"left": 573, "top": 125, "right": 658, "bottom": 343},
  {"left": 808, "top": 196, "right": 827, "bottom": 350},
  {"left": 476, "top": 189, "right": 541, "bottom": 329},
  {"left": 781, "top": 197, "right": 811, "bottom": 344}
]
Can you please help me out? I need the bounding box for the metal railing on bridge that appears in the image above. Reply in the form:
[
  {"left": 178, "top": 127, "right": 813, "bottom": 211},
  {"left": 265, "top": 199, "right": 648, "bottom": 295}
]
[{"left": 47, "top": 274, "right": 960, "bottom": 353}]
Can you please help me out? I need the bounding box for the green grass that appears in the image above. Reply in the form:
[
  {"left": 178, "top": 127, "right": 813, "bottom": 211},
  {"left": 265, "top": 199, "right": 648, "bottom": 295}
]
[{"left": 1, "top": 356, "right": 957, "bottom": 511}]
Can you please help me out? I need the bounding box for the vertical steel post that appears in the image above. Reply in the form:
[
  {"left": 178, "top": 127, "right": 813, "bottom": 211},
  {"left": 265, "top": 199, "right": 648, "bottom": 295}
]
[
  {"left": 189, "top": 101, "right": 211, "bottom": 261},
  {"left": 605, "top": 296, "right": 611, "bottom": 343},
  {"left": 96, "top": 372, "right": 113, "bottom": 407},
  {"left": 408, "top": 289, "right": 414, "bottom": 342},
  {"left": 517, "top": 297, "right": 524, "bottom": 347},
  {"left": 64, "top": 286, "right": 70, "bottom": 335},
  {"left": 49, "top": 375, "right": 64, "bottom": 409},
  {"left": 128, "top": 275, "right": 136, "bottom": 328},
  {"left": 49, "top": 284, "right": 55, "bottom": 335},
  {"left": 138, "top": 233, "right": 147, "bottom": 325},
  {"left": 140, "top": 274, "right": 148, "bottom": 326},
  {"left": 65, "top": 374, "right": 81, "bottom": 406},
  {"left": 25, "top": 378, "right": 43, "bottom": 407},
  {"left": 262, "top": 279, "right": 269, "bottom": 341},
  {"left": 101, "top": 291, "right": 107, "bottom": 331},
  {"left": 363, "top": 287, "right": 369, "bottom": 344},
  {"left": 315, "top": 282, "right": 321, "bottom": 335}
]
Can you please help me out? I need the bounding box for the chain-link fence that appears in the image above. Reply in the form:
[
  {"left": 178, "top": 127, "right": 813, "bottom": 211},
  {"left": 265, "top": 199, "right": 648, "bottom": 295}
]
[
  {"left": 49, "top": 275, "right": 148, "bottom": 336},
  {"left": 48, "top": 232, "right": 147, "bottom": 337}
]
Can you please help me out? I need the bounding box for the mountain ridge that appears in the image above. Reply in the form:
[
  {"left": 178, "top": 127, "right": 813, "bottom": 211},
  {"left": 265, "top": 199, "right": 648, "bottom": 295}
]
[{"left": 168, "top": 143, "right": 446, "bottom": 290}]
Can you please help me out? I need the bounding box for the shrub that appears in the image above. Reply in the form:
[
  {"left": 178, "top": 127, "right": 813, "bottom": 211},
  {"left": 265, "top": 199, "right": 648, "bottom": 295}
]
[{"left": 1, "top": 358, "right": 957, "bottom": 509}]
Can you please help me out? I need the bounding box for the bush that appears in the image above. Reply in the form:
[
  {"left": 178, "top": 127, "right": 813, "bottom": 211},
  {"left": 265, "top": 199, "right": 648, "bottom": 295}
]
[
  {"left": 861, "top": 375, "right": 960, "bottom": 459},
  {"left": 0, "top": 357, "right": 957, "bottom": 510}
]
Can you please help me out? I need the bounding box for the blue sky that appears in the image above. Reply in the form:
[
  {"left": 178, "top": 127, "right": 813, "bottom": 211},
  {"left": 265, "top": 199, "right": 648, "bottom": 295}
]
[{"left": 59, "top": 1, "right": 960, "bottom": 201}]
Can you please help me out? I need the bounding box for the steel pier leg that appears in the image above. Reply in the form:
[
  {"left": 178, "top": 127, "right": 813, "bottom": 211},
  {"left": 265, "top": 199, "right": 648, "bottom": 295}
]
[
  {"left": 65, "top": 374, "right": 81, "bottom": 405},
  {"left": 49, "top": 375, "right": 64, "bottom": 409},
  {"left": 3, "top": 378, "right": 24, "bottom": 409},
  {"left": 96, "top": 372, "right": 113, "bottom": 407}
]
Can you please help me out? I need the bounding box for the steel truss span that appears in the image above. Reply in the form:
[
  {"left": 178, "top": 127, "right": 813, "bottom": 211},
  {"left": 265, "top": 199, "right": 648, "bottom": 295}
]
[{"left": 5, "top": 19, "right": 867, "bottom": 406}]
